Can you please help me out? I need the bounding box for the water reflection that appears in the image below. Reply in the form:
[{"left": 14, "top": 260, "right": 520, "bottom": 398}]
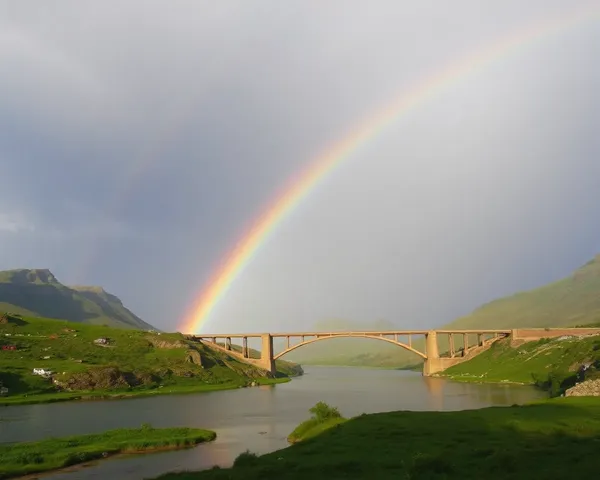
[
  {"left": 2, "top": 366, "right": 547, "bottom": 480},
  {"left": 422, "top": 375, "right": 445, "bottom": 410}
]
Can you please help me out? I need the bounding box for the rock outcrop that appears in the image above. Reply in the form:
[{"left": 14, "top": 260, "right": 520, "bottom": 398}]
[
  {"left": 56, "top": 367, "right": 160, "bottom": 391},
  {"left": 565, "top": 379, "right": 600, "bottom": 397},
  {"left": 186, "top": 349, "right": 203, "bottom": 366}
]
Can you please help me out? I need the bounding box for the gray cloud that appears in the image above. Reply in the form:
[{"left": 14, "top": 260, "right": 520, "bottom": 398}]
[
  {"left": 1, "top": 1, "right": 599, "bottom": 333},
  {"left": 0, "top": 212, "right": 34, "bottom": 234}
]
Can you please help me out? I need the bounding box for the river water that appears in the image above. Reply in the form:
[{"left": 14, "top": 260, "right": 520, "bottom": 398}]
[{"left": 0, "top": 366, "right": 546, "bottom": 479}]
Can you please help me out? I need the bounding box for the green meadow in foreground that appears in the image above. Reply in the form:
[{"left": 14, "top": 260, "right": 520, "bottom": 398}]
[
  {"left": 155, "top": 398, "right": 600, "bottom": 480},
  {"left": 0, "top": 425, "right": 216, "bottom": 479}
]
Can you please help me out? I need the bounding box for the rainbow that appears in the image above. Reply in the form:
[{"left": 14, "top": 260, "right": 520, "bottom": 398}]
[{"left": 178, "top": 5, "right": 600, "bottom": 333}]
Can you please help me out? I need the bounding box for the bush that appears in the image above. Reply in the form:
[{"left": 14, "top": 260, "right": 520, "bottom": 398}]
[
  {"left": 309, "top": 401, "right": 341, "bottom": 423},
  {"left": 532, "top": 370, "right": 577, "bottom": 397},
  {"left": 233, "top": 450, "right": 259, "bottom": 467}
]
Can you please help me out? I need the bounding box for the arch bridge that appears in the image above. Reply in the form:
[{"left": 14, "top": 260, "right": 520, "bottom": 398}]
[{"left": 188, "top": 329, "right": 514, "bottom": 376}]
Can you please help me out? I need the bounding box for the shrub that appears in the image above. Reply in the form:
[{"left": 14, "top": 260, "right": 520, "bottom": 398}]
[
  {"left": 233, "top": 450, "right": 259, "bottom": 467},
  {"left": 309, "top": 401, "right": 341, "bottom": 423}
]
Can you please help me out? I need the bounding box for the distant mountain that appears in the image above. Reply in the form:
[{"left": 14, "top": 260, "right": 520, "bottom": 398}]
[
  {"left": 445, "top": 254, "right": 600, "bottom": 329},
  {"left": 0, "top": 269, "right": 154, "bottom": 330}
]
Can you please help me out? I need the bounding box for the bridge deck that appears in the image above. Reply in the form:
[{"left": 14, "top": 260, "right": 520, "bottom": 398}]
[{"left": 191, "top": 329, "right": 512, "bottom": 338}]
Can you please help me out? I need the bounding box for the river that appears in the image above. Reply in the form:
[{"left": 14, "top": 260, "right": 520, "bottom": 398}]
[{"left": 0, "top": 366, "right": 546, "bottom": 479}]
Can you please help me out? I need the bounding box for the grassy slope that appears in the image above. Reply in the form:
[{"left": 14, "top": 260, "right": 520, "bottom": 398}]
[
  {"left": 0, "top": 315, "right": 301, "bottom": 405},
  {"left": 446, "top": 255, "right": 600, "bottom": 330},
  {"left": 0, "top": 426, "right": 216, "bottom": 479},
  {"left": 440, "top": 334, "right": 600, "bottom": 390},
  {"left": 0, "top": 269, "right": 154, "bottom": 330},
  {"left": 155, "top": 397, "right": 600, "bottom": 480}
]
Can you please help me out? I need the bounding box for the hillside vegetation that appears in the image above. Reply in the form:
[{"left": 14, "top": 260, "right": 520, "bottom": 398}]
[
  {"left": 0, "top": 314, "right": 301, "bottom": 405},
  {"left": 0, "top": 269, "right": 153, "bottom": 330},
  {"left": 156, "top": 397, "right": 600, "bottom": 480},
  {"left": 441, "top": 333, "right": 600, "bottom": 396}
]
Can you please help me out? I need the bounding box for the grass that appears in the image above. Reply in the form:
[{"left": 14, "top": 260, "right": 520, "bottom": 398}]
[
  {"left": 440, "top": 335, "right": 600, "bottom": 395},
  {"left": 0, "top": 425, "right": 216, "bottom": 479},
  {"left": 0, "top": 315, "right": 301, "bottom": 406},
  {"left": 153, "top": 397, "right": 600, "bottom": 480}
]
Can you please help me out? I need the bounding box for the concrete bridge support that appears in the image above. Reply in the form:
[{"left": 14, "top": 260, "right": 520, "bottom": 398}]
[
  {"left": 259, "top": 334, "right": 276, "bottom": 375},
  {"left": 423, "top": 331, "right": 440, "bottom": 376}
]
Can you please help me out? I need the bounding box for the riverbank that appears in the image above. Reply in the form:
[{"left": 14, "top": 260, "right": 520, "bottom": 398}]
[
  {"left": 0, "top": 426, "right": 216, "bottom": 479},
  {"left": 0, "top": 314, "right": 301, "bottom": 407},
  {"left": 438, "top": 334, "right": 600, "bottom": 396},
  {"left": 156, "top": 397, "right": 600, "bottom": 479},
  {"left": 0, "top": 376, "right": 291, "bottom": 407}
]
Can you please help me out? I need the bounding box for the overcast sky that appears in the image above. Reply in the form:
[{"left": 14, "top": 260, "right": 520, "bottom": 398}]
[{"left": 1, "top": 1, "right": 600, "bottom": 333}]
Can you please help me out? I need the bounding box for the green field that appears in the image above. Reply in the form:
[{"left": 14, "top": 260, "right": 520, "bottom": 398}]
[
  {"left": 440, "top": 334, "right": 600, "bottom": 395},
  {"left": 0, "top": 425, "right": 216, "bottom": 479},
  {"left": 0, "top": 314, "right": 301, "bottom": 405},
  {"left": 154, "top": 397, "right": 600, "bottom": 480}
]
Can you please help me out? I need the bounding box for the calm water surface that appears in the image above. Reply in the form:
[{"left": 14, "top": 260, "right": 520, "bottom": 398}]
[{"left": 0, "top": 366, "right": 546, "bottom": 479}]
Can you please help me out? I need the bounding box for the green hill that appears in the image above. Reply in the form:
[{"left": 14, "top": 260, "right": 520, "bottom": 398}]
[
  {"left": 446, "top": 255, "right": 600, "bottom": 329},
  {"left": 0, "top": 269, "right": 153, "bottom": 330},
  {"left": 290, "top": 255, "right": 600, "bottom": 368},
  {"left": 0, "top": 314, "right": 302, "bottom": 404}
]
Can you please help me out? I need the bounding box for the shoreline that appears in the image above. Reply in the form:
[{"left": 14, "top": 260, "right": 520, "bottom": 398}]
[
  {"left": 0, "top": 426, "right": 217, "bottom": 479},
  {"left": 14, "top": 444, "right": 201, "bottom": 480},
  {"left": 0, "top": 376, "right": 293, "bottom": 408}
]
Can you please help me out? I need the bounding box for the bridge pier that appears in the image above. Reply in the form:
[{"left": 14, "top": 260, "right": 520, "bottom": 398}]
[
  {"left": 242, "top": 337, "right": 248, "bottom": 358},
  {"left": 423, "top": 331, "right": 440, "bottom": 376},
  {"left": 225, "top": 337, "right": 232, "bottom": 351},
  {"left": 259, "top": 334, "right": 275, "bottom": 375}
]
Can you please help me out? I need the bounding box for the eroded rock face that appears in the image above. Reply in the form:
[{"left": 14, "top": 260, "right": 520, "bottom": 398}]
[
  {"left": 60, "top": 367, "right": 160, "bottom": 391},
  {"left": 186, "top": 349, "right": 203, "bottom": 366},
  {"left": 146, "top": 336, "right": 187, "bottom": 349},
  {"left": 566, "top": 379, "right": 600, "bottom": 397}
]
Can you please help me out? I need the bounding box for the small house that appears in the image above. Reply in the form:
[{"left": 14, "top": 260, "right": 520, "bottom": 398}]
[
  {"left": 33, "top": 368, "right": 53, "bottom": 377},
  {"left": 0, "top": 386, "right": 8, "bottom": 396},
  {"left": 1, "top": 345, "right": 16, "bottom": 351},
  {"left": 94, "top": 338, "right": 109, "bottom": 345}
]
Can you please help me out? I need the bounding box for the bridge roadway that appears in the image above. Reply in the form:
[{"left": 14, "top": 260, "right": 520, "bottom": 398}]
[{"left": 187, "top": 329, "right": 515, "bottom": 376}]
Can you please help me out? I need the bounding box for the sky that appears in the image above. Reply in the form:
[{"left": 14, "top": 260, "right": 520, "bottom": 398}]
[{"left": 1, "top": 1, "right": 600, "bottom": 333}]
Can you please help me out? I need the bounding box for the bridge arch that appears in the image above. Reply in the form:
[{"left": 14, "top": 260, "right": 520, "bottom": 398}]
[{"left": 272, "top": 334, "right": 427, "bottom": 361}]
